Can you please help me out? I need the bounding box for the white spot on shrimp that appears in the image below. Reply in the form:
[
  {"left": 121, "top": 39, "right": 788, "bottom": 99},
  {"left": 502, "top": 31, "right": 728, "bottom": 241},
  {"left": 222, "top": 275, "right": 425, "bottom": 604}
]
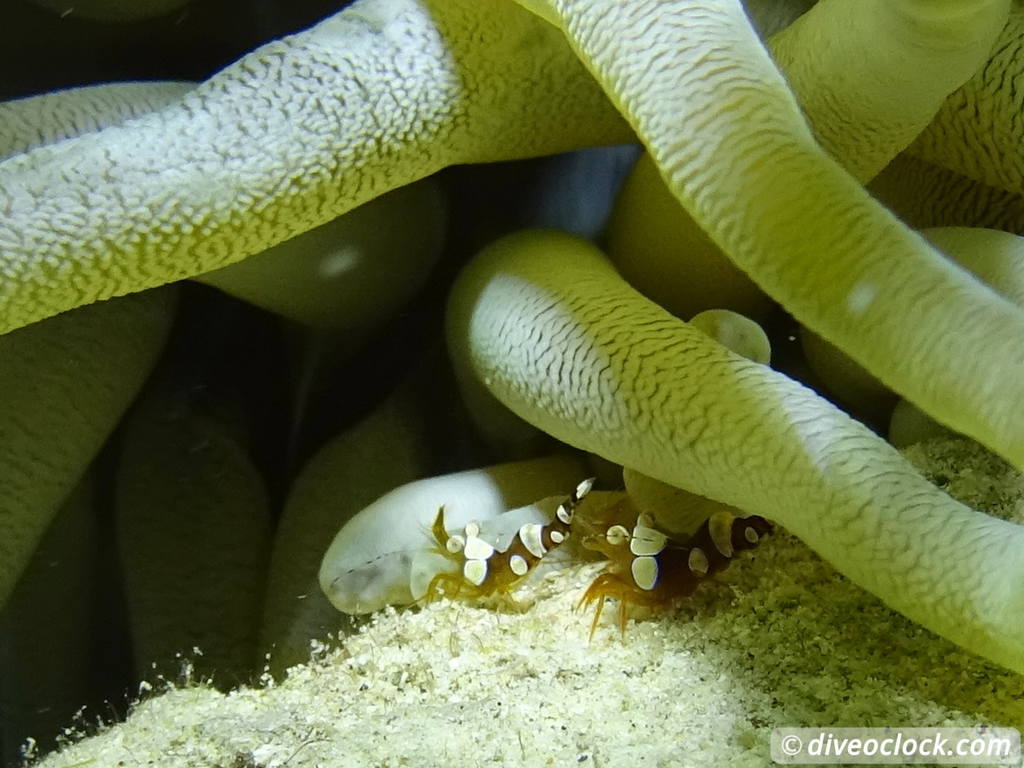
[
  {"left": 518, "top": 523, "right": 547, "bottom": 558},
  {"left": 688, "top": 548, "right": 710, "bottom": 575},
  {"left": 463, "top": 535, "right": 495, "bottom": 561},
  {"left": 509, "top": 554, "right": 529, "bottom": 576},
  {"left": 575, "top": 477, "right": 595, "bottom": 499},
  {"left": 631, "top": 556, "right": 658, "bottom": 590},
  {"left": 629, "top": 524, "right": 667, "bottom": 557},
  {"left": 463, "top": 559, "right": 487, "bottom": 586},
  {"left": 708, "top": 511, "right": 736, "bottom": 558},
  {"left": 605, "top": 525, "right": 629, "bottom": 546}
]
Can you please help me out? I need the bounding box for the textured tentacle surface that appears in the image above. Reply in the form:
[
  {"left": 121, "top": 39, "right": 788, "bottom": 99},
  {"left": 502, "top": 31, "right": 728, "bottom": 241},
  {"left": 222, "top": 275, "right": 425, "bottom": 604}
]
[
  {"left": 869, "top": 154, "right": 1024, "bottom": 233},
  {"left": 448, "top": 230, "right": 1024, "bottom": 673},
  {"left": 0, "top": 81, "right": 194, "bottom": 160},
  {"left": 0, "top": 0, "right": 629, "bottom": 334},
  {"left": 769, "top": 0, "right": 1010, "bottom": 181},
  {"left": 909, "top": 1, "right": 1024, "bottom": 196},
  {"left": 538, "top": 0, "right": 1024, "bottom": 470}
]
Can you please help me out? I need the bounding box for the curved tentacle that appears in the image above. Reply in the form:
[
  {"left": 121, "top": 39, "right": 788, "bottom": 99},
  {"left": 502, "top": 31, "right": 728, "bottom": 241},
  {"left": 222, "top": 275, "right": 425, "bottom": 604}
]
[
  {"left": 869, "top": 154, "right": 1024, "bottom": 233},
  {"left": 0, "top": 288, "right": 176, "bottom": 608},
  {"left": 769, "top": 0, "right": 1009, "bottom": 182},
  {"left": 532, "top": 0, "right": 1024, "bottom": 470},
  {"left": 0, "top": 81, "right": 194, "bottom": 160},
  {"left": 0, "top": 0, "right": 630, "bottom": 333},
  {"left": 447, "top": 229, "right": 1024, "bottom": 673},
  {"left": 908, "top": 2, "right": 1024, "bottom": 196}
]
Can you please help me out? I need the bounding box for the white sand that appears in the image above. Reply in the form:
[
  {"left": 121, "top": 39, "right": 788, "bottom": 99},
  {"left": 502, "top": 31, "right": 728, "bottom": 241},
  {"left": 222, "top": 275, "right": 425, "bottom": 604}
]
[{"left": 36, "top": 437, "right": 1024, "bottom": 768}]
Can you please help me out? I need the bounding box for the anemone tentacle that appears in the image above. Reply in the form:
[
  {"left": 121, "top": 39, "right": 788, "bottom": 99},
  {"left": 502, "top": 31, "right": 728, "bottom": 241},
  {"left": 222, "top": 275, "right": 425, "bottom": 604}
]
[
  {"left": 448, "top": 229, "right": 1024, "bottom": 673},
  {"left": 534, "top": 0, "right": 1024, "bottom": 469},
  {"left": 0, "top": 0, "right": 629, "bottom": 334}
]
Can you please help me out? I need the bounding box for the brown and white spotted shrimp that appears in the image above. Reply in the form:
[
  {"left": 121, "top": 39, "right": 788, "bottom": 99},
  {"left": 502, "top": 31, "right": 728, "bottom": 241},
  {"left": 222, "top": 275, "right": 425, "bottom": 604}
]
[
  {"left": 422, "top": 477, "right": 596, "bottom": 603},
  {"left": 577, "top": 504, "right": 772, "bottom": 637}
]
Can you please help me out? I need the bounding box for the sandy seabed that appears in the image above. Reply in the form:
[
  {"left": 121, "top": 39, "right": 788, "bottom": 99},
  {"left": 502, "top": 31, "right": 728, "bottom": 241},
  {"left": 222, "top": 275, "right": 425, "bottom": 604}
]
[{"left": 36, "top": 437, "right": 1024, "bottom": 768}]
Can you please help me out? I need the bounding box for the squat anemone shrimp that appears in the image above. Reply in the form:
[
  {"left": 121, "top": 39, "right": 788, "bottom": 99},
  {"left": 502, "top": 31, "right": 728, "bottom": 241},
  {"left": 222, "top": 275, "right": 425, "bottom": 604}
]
[
  {"left": 575, "top": 502, "right": 772, "bottom": 638},
  {"left": 321, "top": 458, "right": 773, "bottom": 637},
  {"left": 421, "top": 476, "right": 596, "bottom": 604},
  {"left": 318, "top": 455, "right": 591, "bottom": 615},
  {"left": 425, "top": 481, "right": 774, "bottom": 638}
]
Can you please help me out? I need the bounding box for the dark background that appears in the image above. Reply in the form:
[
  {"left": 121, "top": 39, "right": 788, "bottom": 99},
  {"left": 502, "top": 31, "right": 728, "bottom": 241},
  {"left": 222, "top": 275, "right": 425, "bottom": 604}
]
[{"left": 2, "top": 0, "right": 352, "bottom": 101}]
